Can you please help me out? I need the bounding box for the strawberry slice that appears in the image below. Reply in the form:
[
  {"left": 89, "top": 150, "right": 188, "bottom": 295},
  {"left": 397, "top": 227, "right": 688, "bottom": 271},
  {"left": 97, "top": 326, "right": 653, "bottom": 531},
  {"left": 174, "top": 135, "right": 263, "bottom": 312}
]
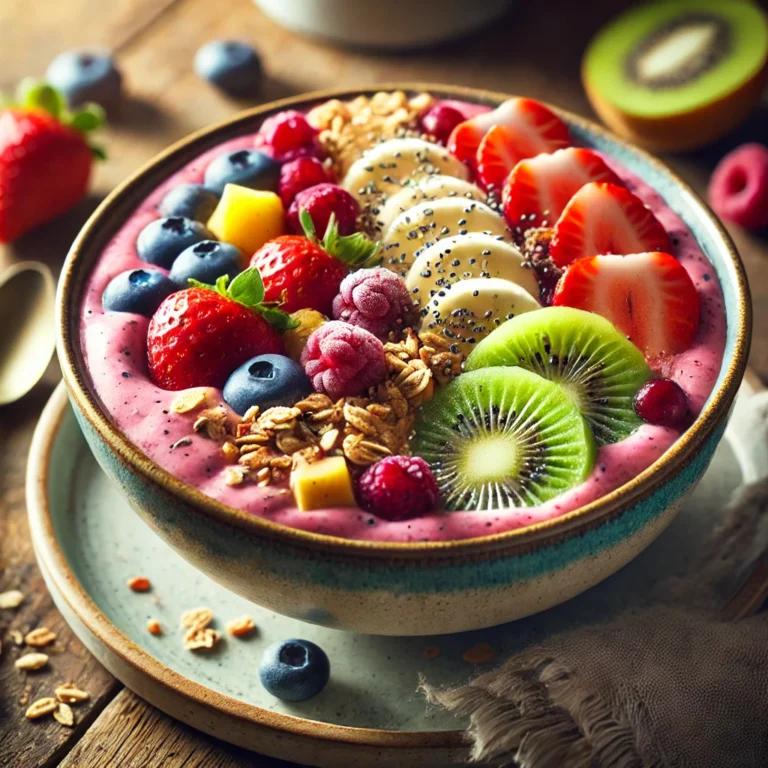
[
  {"left": 552, "top": 252, "right": 700, "bottom": 359},
  {"left": 549, "top": 182, "right": 671, "bottom": 268},
  {"left": 502, "top": 148, "right": 622, "bottom": 234},
  {"left": 448, "top": 98, "right": 570, "bottom": 180}
]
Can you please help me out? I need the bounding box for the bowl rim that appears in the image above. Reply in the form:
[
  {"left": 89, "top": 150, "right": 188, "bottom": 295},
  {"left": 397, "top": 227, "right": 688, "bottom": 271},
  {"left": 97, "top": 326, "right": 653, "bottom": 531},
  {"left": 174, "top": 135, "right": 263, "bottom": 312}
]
[{"left": 57, "top": 82, "right": 752, "bottom": 560}]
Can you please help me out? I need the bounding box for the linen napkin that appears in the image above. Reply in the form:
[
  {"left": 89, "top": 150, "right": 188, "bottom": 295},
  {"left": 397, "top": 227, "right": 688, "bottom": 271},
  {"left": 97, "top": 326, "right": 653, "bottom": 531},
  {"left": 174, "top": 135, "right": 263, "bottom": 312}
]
[{"left": 423, "top": 478, "right": 768, "bottom": 768}]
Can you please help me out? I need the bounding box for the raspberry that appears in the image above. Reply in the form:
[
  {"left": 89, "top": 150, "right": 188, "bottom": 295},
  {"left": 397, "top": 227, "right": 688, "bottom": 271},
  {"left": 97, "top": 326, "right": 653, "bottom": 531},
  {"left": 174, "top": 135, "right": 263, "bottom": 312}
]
[
  {"left": 633, "top": 378, "right": 689, "bottom": 428},
  {"left": 332, "top": 268, "right": 417, "bottom": 339},
  {"left": 420, "top": 104, "right": 465, "bottom": 146},
  {"left": 357, "top": 456, "right": 439, "bottom": 521},
  {"left": 278, "top": 157, "right": 334, "bottom": 206},
  {"left": 256, "top": 110, "right": 319, "bottom": 162},
  {"left": 708, "top": 143, "right": 768, "bottom": 230},
  {"left": 300, "top": 320, "right": 386, "bottom": 400},
  {"left": 287, "top": 183, "right": 360, "bottom": 237}
]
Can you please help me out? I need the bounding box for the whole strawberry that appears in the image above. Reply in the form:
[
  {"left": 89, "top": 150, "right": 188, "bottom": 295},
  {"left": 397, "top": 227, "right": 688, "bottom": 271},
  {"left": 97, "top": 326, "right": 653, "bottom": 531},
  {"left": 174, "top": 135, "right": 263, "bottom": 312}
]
[
  {"left": 147, "top": 268, "right": 290, "bottom": 390},
  {"left": 0, "top": 80, "right": 104, "bottom": 243},
  {"left": 250, "top": 210, "right": 377, "bottom": 315}
]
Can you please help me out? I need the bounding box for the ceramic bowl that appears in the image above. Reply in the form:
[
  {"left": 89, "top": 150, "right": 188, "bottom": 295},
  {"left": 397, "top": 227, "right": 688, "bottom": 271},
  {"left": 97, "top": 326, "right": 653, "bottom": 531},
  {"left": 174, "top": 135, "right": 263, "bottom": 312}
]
[{"left": 57, "top": 84, "right": 751, "bottom": 636}]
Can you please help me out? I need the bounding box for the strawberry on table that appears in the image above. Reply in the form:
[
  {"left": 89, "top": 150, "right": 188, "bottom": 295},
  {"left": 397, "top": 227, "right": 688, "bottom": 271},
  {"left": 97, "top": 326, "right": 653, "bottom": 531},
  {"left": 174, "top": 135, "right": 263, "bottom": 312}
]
[
  {"left": 502, "top": 148, "right": 622, "bottom": 234},
  {"left": 0, "top": 79, "right": 104, "bottom": 243},
  {"left": 553, "top": 251, "right": 700, "bottom": 359},
  {"left": 147, "top": 268, "right": 290, "bottom": 390},
  {"left": 448, "top": 97, "right": 570, "bottom": 184},
  {"left": 549, "top": 181, "right": 671, "bottom": 268},
  {"left": 250, "top": 209, "right": 377, "bottom": 315}
]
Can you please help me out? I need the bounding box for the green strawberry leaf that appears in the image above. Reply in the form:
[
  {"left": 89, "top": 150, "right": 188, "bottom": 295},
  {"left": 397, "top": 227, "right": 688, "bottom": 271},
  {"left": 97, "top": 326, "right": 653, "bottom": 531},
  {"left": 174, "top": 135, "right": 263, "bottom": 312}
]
[
  {"left": 89, "top": 144, "right": 107, "bottom": 161},
  {"left": 259, "top": 306, "right": 300, "bottom": 332},
  {"left": 299, "top": 208, "right": 317, "bottom": 240},
  {"left": 321, "top": 213, "right": 379, "bottom": 267},
  {"left": 68, "top": 103, "right": 105, "bottom": 132},
  {"left": 17, "top": 79, "right": 64, "bottom": 119},
  {"left": 227, "top": 267, "right": 265, "bottom": 308},
  {"left": 188, "top": 267, "right": 296, "bottom": 332}
]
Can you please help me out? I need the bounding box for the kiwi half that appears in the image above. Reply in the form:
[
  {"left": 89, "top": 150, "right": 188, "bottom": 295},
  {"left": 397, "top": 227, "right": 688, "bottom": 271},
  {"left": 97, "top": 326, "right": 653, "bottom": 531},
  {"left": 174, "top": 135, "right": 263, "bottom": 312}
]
[
  {"left": 411, "top": 367, "right": 595, "bottom": 511},
  {"left": 583, "top": 0, "right": 768, "bottom": 151},
  {"left": 465, "top": 307, "right": 652, "bottom": 446}
]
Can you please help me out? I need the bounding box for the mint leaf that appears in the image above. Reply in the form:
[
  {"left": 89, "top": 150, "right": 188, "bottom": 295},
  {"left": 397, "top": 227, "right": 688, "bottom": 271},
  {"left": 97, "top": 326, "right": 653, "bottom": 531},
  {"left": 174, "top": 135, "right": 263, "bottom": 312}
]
[
  {"left": 227, "top": 268, "right": 264, "bottom": 307},
  {"left": 259, "top": 306, "right": 300, "bottom": 332},
  {"left": 321, "top": 213, "right": 378, "bottom": 266},
  {"left": 17, "top": 79, "right": 64, "bottom": 119}
]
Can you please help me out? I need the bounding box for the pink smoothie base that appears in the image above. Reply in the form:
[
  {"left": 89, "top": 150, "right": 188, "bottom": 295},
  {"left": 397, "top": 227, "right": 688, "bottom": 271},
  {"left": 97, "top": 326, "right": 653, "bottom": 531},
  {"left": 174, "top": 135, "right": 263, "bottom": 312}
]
[{"left": 79, "top": 99, "right": 726, "bottom": 543}]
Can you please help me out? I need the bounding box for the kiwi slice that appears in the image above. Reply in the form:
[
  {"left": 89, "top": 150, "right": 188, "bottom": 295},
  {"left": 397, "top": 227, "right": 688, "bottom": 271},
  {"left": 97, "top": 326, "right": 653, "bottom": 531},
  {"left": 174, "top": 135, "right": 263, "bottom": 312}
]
[
  {"left": 412, "top": 367, "right": 595, "bottom": 511},
  {"left": 583, "top": 0, "right": 768, "bottom": 151},
  {"left": 465, "top": 307, "right": 652, "bottom": 446}
]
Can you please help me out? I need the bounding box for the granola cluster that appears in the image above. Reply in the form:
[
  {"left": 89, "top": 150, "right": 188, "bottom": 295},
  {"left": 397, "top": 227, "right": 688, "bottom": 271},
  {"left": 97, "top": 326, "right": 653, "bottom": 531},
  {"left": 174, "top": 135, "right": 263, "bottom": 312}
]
[
  {"left": 307, "top": 90, "right": 434, "bottom": 178},
  {"left": 179, "top": 328, "right": 462, "bottom": 488}
]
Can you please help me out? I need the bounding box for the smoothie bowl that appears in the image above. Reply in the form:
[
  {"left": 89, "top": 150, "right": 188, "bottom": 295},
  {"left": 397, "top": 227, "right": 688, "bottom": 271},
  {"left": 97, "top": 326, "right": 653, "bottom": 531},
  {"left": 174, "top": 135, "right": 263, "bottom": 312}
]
[{"left": 57, "top": 85, "right": 750, "bottom": 635}]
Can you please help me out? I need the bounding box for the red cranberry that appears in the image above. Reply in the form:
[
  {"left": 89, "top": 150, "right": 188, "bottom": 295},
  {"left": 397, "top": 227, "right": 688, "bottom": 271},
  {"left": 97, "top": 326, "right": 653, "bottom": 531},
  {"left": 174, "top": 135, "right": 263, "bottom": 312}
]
[
  {"left": 633, "top": 378, "right": 689, "bottom": 428},
  {"left": 421, "top": 104, "right": 465, "bottom": 145}
]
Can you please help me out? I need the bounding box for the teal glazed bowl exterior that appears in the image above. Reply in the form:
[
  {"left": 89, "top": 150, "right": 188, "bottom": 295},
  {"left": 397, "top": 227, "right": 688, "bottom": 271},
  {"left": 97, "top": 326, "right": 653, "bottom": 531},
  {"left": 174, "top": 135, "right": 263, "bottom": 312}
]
[{"left": 57, "top": 85, "right": 751, "bottom": 636}]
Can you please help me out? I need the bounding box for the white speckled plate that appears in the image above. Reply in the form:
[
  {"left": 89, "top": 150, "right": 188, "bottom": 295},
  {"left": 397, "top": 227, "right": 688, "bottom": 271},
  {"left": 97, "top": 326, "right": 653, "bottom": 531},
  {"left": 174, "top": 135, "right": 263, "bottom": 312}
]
[{"left": 26, "top": 376, "right": 768, "bottom": 767}]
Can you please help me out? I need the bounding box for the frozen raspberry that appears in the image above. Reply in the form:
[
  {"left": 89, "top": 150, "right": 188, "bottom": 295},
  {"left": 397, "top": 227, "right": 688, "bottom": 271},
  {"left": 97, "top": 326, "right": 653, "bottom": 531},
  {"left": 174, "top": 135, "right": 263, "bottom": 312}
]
[
  {"left": 332, "top": 268, "right": 417, "bottom": 339},
  {"left": 287, "top": 183, "right": 360, "bottom": 237},
  {"left": 256, "top": 110, "right": 319, "bottom": 162},
  {"left": 633, "top": 378, "right": 689, "bottom": 428},
  {"left": 708, "top": 143, "right": 768, "bottom": 230},
  {"left": 300, "top": 321, "right": 386, "bottom": 400},
  {"left": 357, "top": 456, "right": 439, "bottom": 521},
  {"left": 420, "top": 104, "right": 465, "bottom": 145},
  {"left": 278, "top": 157, "right": 334, "bottom": 206}
]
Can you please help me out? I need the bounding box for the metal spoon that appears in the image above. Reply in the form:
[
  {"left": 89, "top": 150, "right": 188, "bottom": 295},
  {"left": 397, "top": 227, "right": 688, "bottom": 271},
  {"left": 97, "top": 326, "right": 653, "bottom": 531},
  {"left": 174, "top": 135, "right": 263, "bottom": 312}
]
[{"left": 0, "top": 260, "right": 56, "bottom": 406}]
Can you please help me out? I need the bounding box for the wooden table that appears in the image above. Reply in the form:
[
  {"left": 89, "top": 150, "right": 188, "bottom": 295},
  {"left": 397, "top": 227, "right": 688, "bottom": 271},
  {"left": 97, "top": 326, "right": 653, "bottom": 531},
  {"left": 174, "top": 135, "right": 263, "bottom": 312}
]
[{"left": 2, "top": 1, "right": 768, "bottom": 765}]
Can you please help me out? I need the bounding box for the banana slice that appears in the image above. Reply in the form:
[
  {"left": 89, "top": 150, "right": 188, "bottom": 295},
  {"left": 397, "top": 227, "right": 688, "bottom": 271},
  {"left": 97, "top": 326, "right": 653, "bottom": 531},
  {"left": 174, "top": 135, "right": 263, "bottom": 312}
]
[
  {"left": 406, "top": 233, "right": 540, "bottom": 308},
  {"left": 380, "top": 198, "right": 511, "bottom": 276},
  {"left": 423, "top": 277, "right": 540, "bottom": 356},
  {"left": 342, "top": 138, "right": 468, "bottom": 204},
  {"left": 375, "top": 175, "right": 486, "bottom": 234}
]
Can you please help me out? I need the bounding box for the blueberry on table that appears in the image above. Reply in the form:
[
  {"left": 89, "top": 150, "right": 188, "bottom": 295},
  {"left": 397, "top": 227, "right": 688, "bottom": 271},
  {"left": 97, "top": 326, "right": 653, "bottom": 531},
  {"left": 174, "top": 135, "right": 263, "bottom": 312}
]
[
  {"left": 259, "top": 639, "right": 330, "bottom": 702},
  {"left": 194, "top": 40, "right": 262, "bottom": 96},
  {"left": 159, "top": 184, "right": 219, "bottom": 222},
  {"left": 223, "top": 354, "right": 312, "bottom": 416},
  {"left": 136, "top": 216, "right": 212, "bottom": 269},
  {"left": 204, "top": 149, "right": 280, "bottom": 196},
  {"left": 45, "top": 49, "right": 122, "bottom": 109},
  {"left": 102, "top": 269, "right": 176, "bottom": 316},
  {"left": 169, "top": 240, "right": 243, "bottom": 288}
]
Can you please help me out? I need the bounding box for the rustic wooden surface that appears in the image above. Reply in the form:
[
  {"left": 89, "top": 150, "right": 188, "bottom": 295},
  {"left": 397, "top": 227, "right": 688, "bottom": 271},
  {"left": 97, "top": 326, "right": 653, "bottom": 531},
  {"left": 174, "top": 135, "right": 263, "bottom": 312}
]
[{"left": 1, "top": 0, "right": 768, "bottom": 766}]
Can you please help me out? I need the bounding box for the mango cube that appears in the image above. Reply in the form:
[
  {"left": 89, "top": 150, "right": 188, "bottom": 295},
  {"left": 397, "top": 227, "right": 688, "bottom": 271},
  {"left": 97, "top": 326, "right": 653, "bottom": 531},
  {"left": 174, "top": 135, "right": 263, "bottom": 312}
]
[
  {"left": 207, "top": 184, "right": 284, "bottom": 255},
  {"left": 290, "top": 456, "right": 356, "bottom": 512}
]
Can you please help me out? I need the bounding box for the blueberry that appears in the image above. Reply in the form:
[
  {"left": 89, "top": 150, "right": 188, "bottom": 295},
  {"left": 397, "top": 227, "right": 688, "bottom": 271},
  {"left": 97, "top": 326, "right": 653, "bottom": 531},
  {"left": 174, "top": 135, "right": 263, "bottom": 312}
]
[
  {"left": 159, "top": 184, "right": 219, "bottom": 222},
  {"left": 45, "top": 49, "right": 122, "bottom": 109},
  {"left": 136, "top": 217, "right": 212, "bottom": 269},
  {"left": 259, "top": 639, "right": 330, "bottom": 702},
  {"left": 204, "top": 149, "right": 279, "bottom": 195},
  {"left": 169, "top": 240, "right": 243, "bottom": 287},
  {"left": 223, "top": 354, "right": 312, "bottom": 416},
  {"left": 102, "top": 269, "right": 175, "bottom": 316},
  {"left": 194, "top": 40, "right": 262, "bottom": 96}
]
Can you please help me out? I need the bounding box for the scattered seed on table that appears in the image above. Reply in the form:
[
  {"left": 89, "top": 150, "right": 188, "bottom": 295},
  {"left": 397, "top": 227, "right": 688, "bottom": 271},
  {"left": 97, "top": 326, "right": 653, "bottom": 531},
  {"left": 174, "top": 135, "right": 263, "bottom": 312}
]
[
  {"left": 15, "top": 653, "right": 49, "bottom": 671},
  {"left": 0, "top": 590, "right": 25, "bottom": 609},
  {"left": 24, "top": 627, "right": 57, "bottom": 647}
]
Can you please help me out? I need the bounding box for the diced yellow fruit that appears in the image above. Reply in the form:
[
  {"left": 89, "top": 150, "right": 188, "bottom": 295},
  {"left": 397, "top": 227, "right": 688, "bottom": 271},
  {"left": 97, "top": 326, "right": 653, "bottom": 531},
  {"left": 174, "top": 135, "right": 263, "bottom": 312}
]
[
  {"left": 290, "top": 456, "right": 356, "bottom": 511},
  {"left": 283, "top": 309, "right": 327, "bottom": 361},
  {"left": 207, "top": 184, "right": 285, "bottom": 255}
]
